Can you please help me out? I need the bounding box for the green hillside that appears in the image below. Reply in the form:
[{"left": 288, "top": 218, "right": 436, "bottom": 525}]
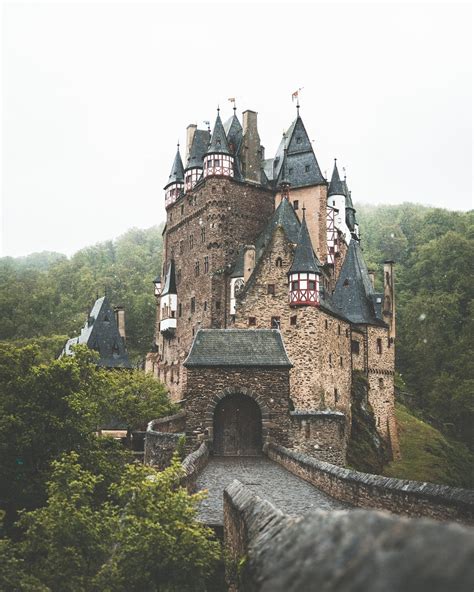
[{"left": 384, "top": 404, "right": 474, "bottom": 489}]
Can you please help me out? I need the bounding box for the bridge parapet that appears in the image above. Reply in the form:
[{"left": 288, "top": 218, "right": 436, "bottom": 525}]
[
  {"left": 265, "top": 442, "right": 474, "bottom": 525},
  {"left": 223, "top": 479, "right": 474, "bottom": 592}
]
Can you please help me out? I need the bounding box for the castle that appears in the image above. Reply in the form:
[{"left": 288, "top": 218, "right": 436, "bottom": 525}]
[{"left": 145, "top": 104, "right": 399, "bottom": 464}]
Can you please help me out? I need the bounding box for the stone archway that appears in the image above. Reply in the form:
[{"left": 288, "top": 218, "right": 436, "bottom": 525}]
[{"left": 213, "top": 393, "right": 262, "bottom": 456}]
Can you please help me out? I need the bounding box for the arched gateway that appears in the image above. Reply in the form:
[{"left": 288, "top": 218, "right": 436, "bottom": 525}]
[{"left": 213, "top": 393, "right": 262, "bottom": 456}]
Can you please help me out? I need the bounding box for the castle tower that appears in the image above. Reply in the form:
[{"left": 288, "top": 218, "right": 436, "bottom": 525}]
[
  {"left": 203, "top": 109, "right": 234, "bottom": 178},
  {"left": 164, "top": 146, "right": 184, "bottom": 209},
  {"left": 328, "top": 159, "right": 351, "bottom": 244},
  {"left": 159, "top": 260, "right": 178, "bottom": 337},
  {"left": 288, "top": 210, "right": 321, "bottom": 306}
]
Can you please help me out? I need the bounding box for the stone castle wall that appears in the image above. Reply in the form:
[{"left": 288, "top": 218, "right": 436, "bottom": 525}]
[
  {"left": 289, "top": 411, "right": 346, "bottom": 465},
  {"left": 184, "top": 366, "right": 291, "bottom": 450},
  {"left": 223, "top": 479, "right": 474, "bottom": 592},
  {"left": 234, "top": 227, "right": 352, "bottom": 417}
]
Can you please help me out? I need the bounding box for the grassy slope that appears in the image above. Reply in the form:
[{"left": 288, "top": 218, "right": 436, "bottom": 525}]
[{"left": 384, "top": 404, "right": 474, "bottom": 489}]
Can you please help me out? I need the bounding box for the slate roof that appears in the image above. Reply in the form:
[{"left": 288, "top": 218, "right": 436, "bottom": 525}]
[
  {"left": 206, "top": 112, "right": 231, "bottom": 155},
  {"left": 273, "top": 116, "right": 326, "bottom": 188},
  {"left": 332, "top": 240, "right": 385, "bottom": 325},
  {"left": 161, "top": 260, "right": 177, "bottom": 296},
  {"left": 289, "top": 213, "right": 321, "bottom": 274},
  {"left": 186, "top": 129, "right": 210, "bottom": 170},
  {"left": 255, "top": 198, "right": 301, "bottom": 259},
  {"left": 328, "top": 160, "right": 346, "bottom": 196},
  {"left": 224, "top": 113, "right": 243, "bottom": 151},
  {"left": 184, "top": 329, "right": 292, "bottom": 367},
  {"left": 62, "top": 296, "right": 131, "bottom": 369},
  {"left": 164, "top": 147, "right": 184, "bottom": 189}
]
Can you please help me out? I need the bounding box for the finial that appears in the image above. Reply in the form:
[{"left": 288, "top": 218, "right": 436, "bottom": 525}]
[
  {"left": 334, "top": 157, "right": 337, "bottom": 164},
  {"left": 302, "top": 204, "right": 306, "bottom": 218},
  {"left": 177, "top": 140, "right": 180, "bottom": 151},
  {"left": 296, "top": 98, "right": 300, "bottom": 116},
  {"left": 217, "top": 105, "right": 220, "bottom": 113}
]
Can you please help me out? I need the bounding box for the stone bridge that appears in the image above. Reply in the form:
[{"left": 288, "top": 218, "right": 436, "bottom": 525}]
[{"left": 196, "top": 456, "right": 348, "bottom": 525}]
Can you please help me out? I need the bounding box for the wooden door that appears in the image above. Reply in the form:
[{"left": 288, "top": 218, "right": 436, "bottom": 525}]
[{"left": 213, "top": 394, "right": 262, "bottom": 456}]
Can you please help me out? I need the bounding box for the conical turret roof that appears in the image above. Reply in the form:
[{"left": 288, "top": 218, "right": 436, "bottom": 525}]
[
  {"left": 206, "top": 111, "right": 231, "bottom": 155},
  {"left": 164, "top": 147, "right": 184, "bottom": 189},
  {"left": 161, "top": 260, "right": 177, "bottom": 296},
  {"left": 289, "top": 212, "right": 321, "bottom": 274},
  {"left": 186, "top": 130, "right": 211, "bottom": 170},
  {"left": 328, "top": 160, "right": 346, "bottom": 196}
]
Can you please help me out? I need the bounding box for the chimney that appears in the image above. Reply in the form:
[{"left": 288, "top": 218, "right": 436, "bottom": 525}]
[
  {"left": 368, "top": 269, "right": 376, "bottom": 290},
  {"left": 185, "top": 124, "right": 197, "bottom": 162},
  {"left": 241, "top": 110, "right": 261, "bottom": 184},
  {"left": 243, "top": 245, "right": 256, "bottom": 283},
  {"left": 114, "top": 306, "right": 126, "bottom": 343},
  {"left": 383, "top": 261, "right": 396, "bottom": 340}
]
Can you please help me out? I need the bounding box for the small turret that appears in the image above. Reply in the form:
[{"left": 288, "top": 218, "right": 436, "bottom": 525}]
[
  {"left": 327, "top": 160, "right": 352, "bottom": 243},
  {"left": 160, "top": 261, "right": 178, "bottom": 337},
  {"left": 164, "top": 146, "right": 184, "bottom": 209},
  {"left": 203, "top": 109, "right": 235, "bottom": 179},
  {"left": 184, "top": 129, "right": 210, "bottom": 191},
  {"left": 288, "top": 210, "right": 321, "bottom": 306}
]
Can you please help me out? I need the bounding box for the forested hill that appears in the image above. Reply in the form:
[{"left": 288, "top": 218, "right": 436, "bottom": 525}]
[
  {"left": 0, "top": 204, "right": 472, "bottom": 450},
  {"left": 0, "top": 226, "right": 163, "bottom": 359}
]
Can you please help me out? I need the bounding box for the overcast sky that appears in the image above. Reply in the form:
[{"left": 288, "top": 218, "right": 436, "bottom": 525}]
[{"left": 1, "top": 0, "right": 472, "bottom": 257}]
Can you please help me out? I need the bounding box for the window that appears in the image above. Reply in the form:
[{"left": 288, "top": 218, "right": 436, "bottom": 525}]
[
  {"left": 276, "top": 257, "right": 283, "bottom": 267},
  {"left": 329, "top": 353, "right": 332, "bottom": 367},
  {"left": 179, "top": 240, "right": 184, "bottom": 254},
  {"left": 181, "top": 205, "right": 184, "bottom": 215},
  {"left": 351, "top": 340, "right": 360, "bottom": 354},
  {"left": 305, "top": 422, "right": 310, "bottom": 439},
  {"left": 293, "top": 200, "right": 299, "bottom": 210},
  {"left": 343, "top": 279, "right": 349, "bottom": 287},
  {"left": 290, "top": 315, "right": 297, "bottom": 326},
  {"left": 296, "top": 136, "right": 302, "bottom": 144},
  {"left": 339, "top": 356, "right": 343, "bottom": 367},
  {"left": 271, "top": 316, "right": 281, "bottom": 329},
  {"left": 189, "top": 234, "right": 194, "bottom": 249},
  {"left": 308, "top": 280, "right": 316, "bottom": 290},
  {"left": 345, "top": 328, "right": 349, "bottom": 337},
  {"left": 291, "top": 280, "right": 299, "bottom": 291},
  {"left": 190, "top": 297, "right": 196, "bottom": 313},
  {"left": 325, "top": 319, "right": 328, "bottom": 330},
  {"left": 201, "top": 227, "right": 206, "bottom": 242},
  {"left": 334, "top": 388, "right": 339, "bottom": 402},
  {"left": 194, "top": 261, "right": 200, "bottom": 277},
  {"left": 267, "top": 284, "right": 275, "bottom": 295},
  {"left": 204, "top": 301, "right": 208, "bottom": 311},
  {"left": 288, "top": 167, "right": 294, "bottom": 175},
  {"left": 177, "top": 269, "right": 182, "bottom": 284},
  {"left": 305, "top": 165, "right": 310, "bottom": 172},
  {"left": 204, "top": 256, "right": 209, "bottom": 273},
  {"left": 178, "top": 303, "right": 182, "bottom": 318},
  {"left": 338, "top": 324, "right": 341, "bottom": 335},
  {"left": 248, "top": 317, "right": 256, "bottom": 326},
  {"left": 216, "top": 301, "right": 221, "bottom": 310},
  {"left": 377, "top": 338, "right": 382, "bottom": 354},
  {"left": 379, "top": 378, "right": 384, "bottom": 388}
]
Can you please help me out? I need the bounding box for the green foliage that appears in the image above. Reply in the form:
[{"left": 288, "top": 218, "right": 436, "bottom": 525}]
[
  {"left": 2, "top": 454, "right": 220, "bottom": 592},
  {"left": 357, "top": 203, "right": 474, "bottom": 449},
  {"left": 0, "top": 343, "right": 172, "bottom": 521},
  {"left": 0, "top": 335, "right": 69, "bottom": 364},
  {"left": 0, "top": 226, "right": 163, "bottom": 360},
  {"left": 384, "top": 404, "right": 474, "bottom": 489}
]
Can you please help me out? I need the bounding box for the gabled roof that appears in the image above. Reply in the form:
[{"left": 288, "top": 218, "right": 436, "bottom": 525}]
[
  {"left": 62, "top": 296, "right": 131, "bottom": 368},
  {"left": 289, "top": 213, "right": 321, "bottom": 274},
  {"left": 224, "top": 113, "right": 243, "bottom": 149},
  {"left": 206, "top": 112, "right": 231, "bottom": 155},
  {"left": 273, "top": 116, "right": 326, "bottom": 188},
  {"left": 184, "top": 329, "right": 292, "bottom": 367},
  {"left": 186, "top": 129, "right": 210, "bottom": 170},
  {"left": 254, "top": 198, "right": 301, "bottom": 261},
  {"left": 164, "top": 147, "right": 184, "bottom": 189},
  {"left": 332, "top": 241, "right": 385, "bottom": 325},
  {"left": 328, "top": 160, "right": 346, "bottom": 197},
  {"left": 161, "top": 260, "right": 177, "bottom": 296}
]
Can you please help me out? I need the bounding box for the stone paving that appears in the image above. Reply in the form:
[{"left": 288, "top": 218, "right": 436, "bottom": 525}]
[{"left": 196, "top": 456, "right": 349, "bottom": 525}]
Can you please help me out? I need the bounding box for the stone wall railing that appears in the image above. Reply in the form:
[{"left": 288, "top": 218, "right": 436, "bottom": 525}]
[
  {"left": 144, "top": 411, "right": 187, "bottom": 469},
  {"left": 147, "top": 410, "right": 186, "bottom": 433},
  {"left": 180, "top": 442, "right": 210, "bottom": 492},
  {"left": 265, "top": 442, "right": 474, "bottom": 525},
  {"left": 223, "top": 479, "right": 474, "bottom": 592}
]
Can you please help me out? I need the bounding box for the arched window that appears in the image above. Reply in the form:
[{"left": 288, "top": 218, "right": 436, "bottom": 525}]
[
  {"left": 343, "top": 279, "right": 349, "bottom": 287},
  {"left": 276, "top": 257, "right": 283, "bottom": 267}
]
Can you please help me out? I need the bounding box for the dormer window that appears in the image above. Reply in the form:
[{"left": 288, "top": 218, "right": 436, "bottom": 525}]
[
  {"left": 293, "top": 200, "right": 299, "bottom": 210},
  {"left": 343, "top": 279, "right": 349, "bottom": 287},
  {"left": 296, "top": 137, "right": 302, "bottom": 144}
]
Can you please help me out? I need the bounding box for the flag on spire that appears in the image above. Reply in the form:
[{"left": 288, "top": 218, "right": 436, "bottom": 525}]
[{"left": 292, "top": 87, "right": 303, "bottom": 101}]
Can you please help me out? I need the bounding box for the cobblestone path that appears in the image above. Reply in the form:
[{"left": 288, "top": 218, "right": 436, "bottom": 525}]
[{"left": 196, "top": 456, "right": 349, "bottom": 525}]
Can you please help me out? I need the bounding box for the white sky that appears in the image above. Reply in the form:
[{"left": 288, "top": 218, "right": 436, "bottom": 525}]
[{"left": 1, "top": 0, "right": 472, "bottom": 257}]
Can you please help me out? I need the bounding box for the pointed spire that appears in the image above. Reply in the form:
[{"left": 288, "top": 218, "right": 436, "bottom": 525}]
[
  {"left": 328, "top": 159, "right": 346, "bottom": 197},
  {"left": 161, "top": 260, "right": 177, "bottom": 296},
  {"left": 289, "top": 212, "right": 320, "bottom": 274},
  {"left": 206, "top": 109, "right": 231, "bottom": 155},
  {"left": 165, "top": 145, "right": 184, "bottom": 188}
]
